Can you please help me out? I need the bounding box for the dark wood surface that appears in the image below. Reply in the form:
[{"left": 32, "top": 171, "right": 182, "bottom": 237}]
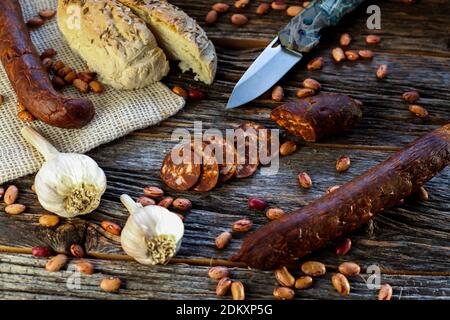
[{"left": 0, "top": 0, "right": 449, "bottom": 299}]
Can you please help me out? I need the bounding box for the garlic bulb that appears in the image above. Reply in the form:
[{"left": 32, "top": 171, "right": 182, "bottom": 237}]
[
  {"left": 120, "top": 194, "right": 184, "bottom": 265},
  {"left": 21, "top": 127, "right": 107, "bottom": 218}
]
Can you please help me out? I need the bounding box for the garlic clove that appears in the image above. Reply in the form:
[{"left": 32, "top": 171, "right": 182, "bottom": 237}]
[{"left": 120, "top": 194, "right": 184, "bottom": 265}]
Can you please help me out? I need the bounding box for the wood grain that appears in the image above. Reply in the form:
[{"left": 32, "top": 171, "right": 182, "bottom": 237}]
[
  {"left": 1, "top": 254, "right": 449, "bottom": 300},
  {"left": 0, "top": 0, "right": 449, "bottom": 299},
  {"left": 1, "top": 143, "right": 448, "bottom": 272}
]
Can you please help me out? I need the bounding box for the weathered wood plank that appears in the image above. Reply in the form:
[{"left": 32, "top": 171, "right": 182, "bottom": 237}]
[
  {"left": 171, "top": 0, "right": 450, "bottom": 56},
  {"left": 143, "top": 45, "right": 449, "bottom": 148},
  {"left": 1, "top": 139, "right": 448, "bottom": 272},
  {"left": 0, "top": 253, "right": 449, "bottom": 300}
]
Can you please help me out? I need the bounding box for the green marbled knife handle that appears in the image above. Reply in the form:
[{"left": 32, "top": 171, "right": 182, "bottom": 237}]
[{"left": 278, "top": 0, "right": 365, "bottom": 53}]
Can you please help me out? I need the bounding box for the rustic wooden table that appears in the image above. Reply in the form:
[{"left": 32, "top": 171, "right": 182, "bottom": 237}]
[{"left": 0, "top": 0, "right": 449, "bottom": 300}]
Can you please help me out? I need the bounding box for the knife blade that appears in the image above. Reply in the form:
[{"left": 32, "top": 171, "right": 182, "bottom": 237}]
[{"left": 226, "top": 0, "right": 365, "bottom": 109}]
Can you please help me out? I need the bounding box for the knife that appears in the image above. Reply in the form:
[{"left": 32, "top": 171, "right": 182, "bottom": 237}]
[{"left": 226, "top": 0, "right": 365, "bottom": 109}]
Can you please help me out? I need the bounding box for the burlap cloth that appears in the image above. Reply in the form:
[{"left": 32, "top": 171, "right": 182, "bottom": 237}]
[{"left": 0, "top": 0, "right": 185, "bottom": 184}]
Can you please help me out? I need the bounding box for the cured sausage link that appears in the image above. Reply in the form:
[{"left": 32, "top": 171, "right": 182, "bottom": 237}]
[
  {"left": 0, "top": 0, "right": 94, "bottom": 129},
  {"left": 271, "top": 93, "right": 362, "bottom": 142},
  {"left": 232, "top": 124, "right": 450, "bottom": 270}
]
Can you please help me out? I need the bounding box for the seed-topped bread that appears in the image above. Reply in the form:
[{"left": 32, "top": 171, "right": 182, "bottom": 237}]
[
  {"left": 57, "top": 0, "right": 169, "bottom": 90},
  {"left": 118, "top": 0, "right": 217, "bottom": 85}
]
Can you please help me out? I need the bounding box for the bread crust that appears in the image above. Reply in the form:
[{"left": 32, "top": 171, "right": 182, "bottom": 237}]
[
  {"left": 119, "top": 0, "right": 217, "bottom": 84},
  {"left": 57, "top": 0, "right": 169, "bottom": 90}
]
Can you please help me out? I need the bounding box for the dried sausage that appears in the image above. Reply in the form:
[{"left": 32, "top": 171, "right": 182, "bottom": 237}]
[
  {"left": 232, "top": 124, "right": 450, "bottom": 270},
  {"left": 0, "top": 0, "right": 94, "bottom": 128},
  {"left": 160, "top": 143, "right": 201, "bottom": 191},
  {"left": 271, "top": 93, "right": 362, "bottom": 142},
  {"left": 193, "top": 143, "right": 220, "bottom": 192}
]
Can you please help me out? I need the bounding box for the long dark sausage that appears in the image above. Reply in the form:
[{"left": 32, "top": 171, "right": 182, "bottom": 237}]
[
  {"left": 232, "top": 124, "right": 450, "bottom": 270},
  {"left": 0, "top": 0, "right": 94, "bottom": 129}
]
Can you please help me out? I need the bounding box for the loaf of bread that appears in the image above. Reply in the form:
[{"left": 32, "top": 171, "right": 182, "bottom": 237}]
[
  {"left": 118, "top": 0, "right": 217, "bottom": 85},
  {"left": 57, "top": 0, "right": 169, "bottom": 90}
]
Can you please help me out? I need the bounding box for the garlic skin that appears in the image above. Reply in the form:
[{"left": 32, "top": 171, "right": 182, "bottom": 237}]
[
  {"left": 21, "top": 127, "right": 106, "bottom": 218},
  {"left": 120, "top": 194, "right": 184, "bottom": 265}
]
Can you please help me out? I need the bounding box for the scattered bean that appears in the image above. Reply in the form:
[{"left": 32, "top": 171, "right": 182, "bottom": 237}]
[
  {"left": 18, "top": 110, "right": 35, "bottom": 122},
  {"left": 331, "top": 273, "right": 350, "bottom": 296},
  {"left": 286, "top": 5, "right": 303, "bottom": 17},
  {"left": 32, "top": 246, "right": 52, "bottom": 257},
  {"left": 143, "top": 186, "right": 164, "bottom": 198},
  {"left": 256, "top": 3, "right": 270, "bottom": 15},
  {"left": 188, "top": 88, "right": 206, "bottom": 100},
  {"left": 296, "top": 88, "right": 315, "bottom": 98},
  {"left": 248, "top": 198, "right": 268, "bottom": 211},
  {"left": 208, "top": 266, "right": 229, "bottom": 280},
  {"left": 5, "top": 204, "right": 26, "bottom": 215},
  {"left": 212, "top": 3, "right": 230, "bottom": 13},
  {"left": 336, "top": 155, "right": 351, "bottom": 172},
  {"left": 235, "top": 0, "right": 250, "bottom": 9},
  {"left": 51, "top": 76, "right": 66, "bottom": 89},
  {"left": 307, "top": 57, "right": 324, "bottom": 70},
  {"left": 273, "top": 287, "right": 295, "bottom": 300},
  {"left": 39, "top": 214, "right": 60, "bottom": 227},
  {"left": 100, "top": 277, "right": 121, "bottom": 293},
  {"left": 40, "top": 48, "right": 57, "bottom": 60},
  {"left": 101, "top": 221, "right": 122, "bottom": 236},
  {"left": 409, "top": 104, "right": 428, "bottom": 118},
  {"left": 358, "top": 50, "right": 374, "bottom": 59},
  {"left": 271, "top": 85, "right": 284, "bottom": 102},
  {"left": 340, "top": 33, "right": 352, "bottom": 46},
  {"left": 366, "top": 34, "right": 381, "bottom": 44},
  {"left": 231, "top": 281, "right": 245, "bottom": 300},
  {"left": 38, "top": 9, "right": 56, "bottom": 19},
  {"left": 27, "top": 16, "right": 45, "bottom": 28},
  {"left": 158, "top": 196, "right": 174, "bottom": 208},
  {"left": 45, "top": 254, "right": 68, "bottom": 272},
  {"left": 232, "top": 219, "right": 253, "bottom": 232},
  {"left": 376, "top": 64, "right": 388, "bottom": 79},
  {"left": 230, "top": 14, "right": 249, "bottom": 26},
  {"left": 73, "top": 79, "right": 89, "bottom": 93},
  {"left": 327, "top": 185, "right": 341, "bottom": 194},
  {"left": 271, "top": 1, "right": 287, "bottom": 10},
  {"left": 416, "top": 186, "right": 429, "bottom": 201},
  {"left": 402, "top": 91, "right": 420, "bottom": 103},
  {"left": 338, "top": 262, "right": 361, "bottom": 277},
  {"left": 301, "top": 261, "right": 326, "bottom": 277},
  {"left": 332, "top": 47, "right": 346, "bottom": 62},
  {"left": 215, "top": 231, "right": 232, "bottom": 249},
  {"left": 275, "top": 266, "right": 295, "bottom": 287},
  {"left": 345, "top": 50, "right": 359, "bottom": 61},
  {"left": 216, "top": 277, "right": 232, "bottom": 296},
  {"left": 295, "top": 276, "right": 313, "bottom": 289},
  {"left": 89, "top": 81, "right": 104, "bottom": 93},
  {"left": 76, "top": 260, "right": 95, "bottom": 275},
  {"left": 136, "top": 196, "right": 156, "bottom": 206},
  {"left": 64, "top": 71, "right": 77, "bottom": 84},
  {"left": 298, "top": 172, "right": 312, "bottom": 189},
  {"left": 77, "top": 72, "right": 95, "bottom": 83},
  {"left": 303, "top": 78, "right": 321, "bottom": 91},
  {"left": 335, "top": 238, "right": 352, "bottom": 256},
  {"left": 266, "top": 208, "right": 285, "bottom": 220},
  {"left": 70, "top": 244, "right": 85, "bottom": 258},
  {"left": 279, "top": 141, "right": 297, "bottom": 156},
  {"left": 4, "top": 185, "right": 18, "bottom": 205},
  {"left": 172, "top": 86, "right": 188, "bottom": 99},
  {"left": 378, "top": 283, "right": 393, "bottom": 300},
  {"left": 205, "top": 10, "right": 218, "bottom": 25},
  {"left": 173, "top": 198, "right": 193, "bottom": 211}
]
